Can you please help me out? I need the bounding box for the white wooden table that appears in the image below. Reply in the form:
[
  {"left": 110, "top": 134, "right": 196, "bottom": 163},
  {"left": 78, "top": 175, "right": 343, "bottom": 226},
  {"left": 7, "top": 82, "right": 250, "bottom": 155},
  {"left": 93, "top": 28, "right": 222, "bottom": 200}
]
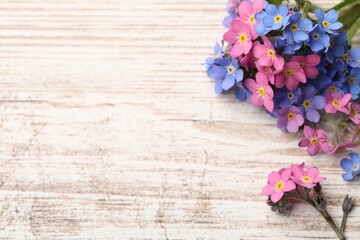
[{"left": 0, "top": 0, "right": 359, "bottom": 239}]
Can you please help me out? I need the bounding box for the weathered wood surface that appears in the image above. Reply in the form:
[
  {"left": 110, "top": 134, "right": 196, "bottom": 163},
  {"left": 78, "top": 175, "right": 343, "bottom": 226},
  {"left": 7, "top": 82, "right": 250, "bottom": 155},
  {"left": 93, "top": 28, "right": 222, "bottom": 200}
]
[{"left": 0, "top": 0, "right": 359, "bottom": 239}]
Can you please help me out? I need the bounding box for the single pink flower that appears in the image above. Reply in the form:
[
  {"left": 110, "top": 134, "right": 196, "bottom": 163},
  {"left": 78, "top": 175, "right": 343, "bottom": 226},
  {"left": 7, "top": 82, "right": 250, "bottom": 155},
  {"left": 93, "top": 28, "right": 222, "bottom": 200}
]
[
  {"left": 244, "top": 72, "right": 274, "bottom": 111},
  {"left": 276, "top": 106, "right": 304, "bottom": 133},
  {"left": 298, "top": 125, "right": 330, "bottom": 155},
  {"left": 262, "top": 168, "right": 296, "bottom": 203},
  {"left": 253, "top": 37, "right": 284, "bottom": 70},
  {"left": 238, "top": 51, "right": 257, "bottom": 70},
  {"left": 255, "top": 62, "right": 281, "bottom": 84},
  {"left": 324, "top": 90, "right": 351, "bottom": 114},
  {"left": 291, "top": 54, "right": 320, "bottom": 79},
  {"left": 223, "top": 19, "right": 252, "bottom": 57},
  {"left": 275, "top": 61, "right": 306, "bottom": 91},
  {"left": 291, "top": 163, "right": 325, "bottom": 188},
  {"left": 348, "top": 102, "right": 360, "bottom": 124},
  {"left": 238, "top": 0, "right": 264, "bottom": 39}
]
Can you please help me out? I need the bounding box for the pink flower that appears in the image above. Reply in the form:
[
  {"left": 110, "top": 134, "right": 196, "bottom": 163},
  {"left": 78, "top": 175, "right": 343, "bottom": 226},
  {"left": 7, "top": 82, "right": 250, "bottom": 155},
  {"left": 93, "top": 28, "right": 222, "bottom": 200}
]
[
  {"left": 253, "top": 37, "right": 284, "bottom": 71},
  {"left": 262, "top": 168, "right": 296, "bottom": 203},
  {"left": 255, "top": 62, "right": 281, "bottom": 84},
  {"left": 324, "top": 90, "right": 351, "bottom": 114},
  {"left": 298, "top": 125, "right": 330, "bottom": 155},
  {"left": 291, "top": 163, "right": 325, "bottom": 188},
  {"left": 223, "top": 19, "right": 252, "bottom": 57},
  {"left": 348, "top": 102, "right": 360, "bottom": 124},
  {"left": 275, "top": 61, "right": 306, "bottom": 91},
  {"left": 239, "top": 51, "right": 257, "bottom": 70},
  {"left": 277, "top": 106, "right": 304, "bottom": 133},
  {"left": 244, "top": 72, "right": 274, "bottom": 111},
  {"left": 238, "top": 0, "right": 264, "bottom": 39},
  {"left": 291, "top": 54, "right": 320, "bottom": 79}
]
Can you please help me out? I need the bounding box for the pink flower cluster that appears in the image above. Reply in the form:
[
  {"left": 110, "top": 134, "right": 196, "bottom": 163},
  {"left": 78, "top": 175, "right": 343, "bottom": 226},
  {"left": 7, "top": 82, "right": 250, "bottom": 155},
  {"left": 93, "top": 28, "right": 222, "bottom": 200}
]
[{"left": 262, "top": 162, "right": 324, "bottom": 203}]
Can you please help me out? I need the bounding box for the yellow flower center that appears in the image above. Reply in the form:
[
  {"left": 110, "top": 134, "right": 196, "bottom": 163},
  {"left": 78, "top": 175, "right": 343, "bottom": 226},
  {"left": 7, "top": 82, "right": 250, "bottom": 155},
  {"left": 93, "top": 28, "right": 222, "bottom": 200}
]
[
  {"left": 227, "top": 65, "right": 235, "bottom": 74},
  {"left": 303, "top": 100, "right": 311, "bottom": 109},
  {"left": 299, "top": 62, "right": 305, "bottom": 68},
  {"left": 214, "top": 53, "right": 220, "bottom": 59},
  {"left": 330, "top": 40, "right": 335, "bottom": 47},
  {"left": 258, "top": 87, "right": 266, "bottom": 97},
  {"left": 329, "top": 85, "right": 337, "bottom": 92},
  {"left": 248, "top": 15, "right": 256, "bottom": 24},
  {"left": 287, "top": 92, "right": 294, "bottom": 99},
  {"left": 275, "top": 181, "right": 285, "bottom": 191},
  {"left": 332, "top": 99, "right": 340, "bottom": 108},
  {"left": 267, "top": 49, "right": 275, "bottom": 58},
  {"left": 322, "top": 20, "right": 330, "bottom": 28},
  {"left": 265, "top": 66, "right": 272, "bottom": 73},
  {"left": 310, "top": 137, "right": 319, "bottom": 144},
  {"left": 284, "top": 68, "right": 294, "bottom": 77},
  {"left": 302, "top": 176, "right": 312, "bottom": 183},
  {"left": 290, "top": 24, "right": 298, "bottom": 32},
  {"left": 238, "top": 33, "right": 248, "bottom": 44},
  {"left": 343, "top": 70, "right": 349, "bottom": 76},
  {"left": 274, "top": 15, "right": 282, "bottom": 23},
  {"left": 287, "top": 112, "right": 295, "bottom": 120},
  {"left": 351, "top": 107, "right": 357, "bottom": 116},
  {"left": 313, "top": 33, "right": 320, "bottom": 40},
  {"left": 349, "top": 77, "right": 355, "bottom": 84},
  {"left": 343, "top": 54, "right": 350, "bottom": 61},
  {"left": 353, "top": 164, "right": 359, "bottom": 171}
]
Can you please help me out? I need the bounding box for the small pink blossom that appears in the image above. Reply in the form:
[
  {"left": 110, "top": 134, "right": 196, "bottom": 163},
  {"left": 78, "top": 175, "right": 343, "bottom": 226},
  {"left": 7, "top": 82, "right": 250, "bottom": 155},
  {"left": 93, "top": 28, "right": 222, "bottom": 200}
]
[
  {"left": 324, "top": 90, "right": 351, "bottom": 114},
  {"left": 348, "top": 102, "right": 360, "bottom": 124},
  {"left": 238, "top": 0, "right": 264, "bottom": 39},
  {"left": 238, "top": 51, "right": 257, "bottom": 70},
  {"left": 244, "top": 72, "right": 274, "bottom": 111},
  {"left": 262, "top": 168, "right": 296, "bottom": 203},
  {"left": 291, "top": 54, "right": 320, "bottom": 79},
  {"left": 275, "top": 61, "right": 306, "bottom": 91},
  {"left": 298, "top": 125, "right": 330, "bottom": 156},
  {"left": 253, "top": 37, "right": 284, "bottom": 71},
  {"left": 223, "top": 19, "right": 252, "bottom": 57},
  {"left": 255, "top": 62, "right": 281, "bottom": 84},
  {"left": 277, "top": 106, "right": 304, "bottom": 133},
  {"left": 291, "top": 163, "right": 325, "bottom": 188}
]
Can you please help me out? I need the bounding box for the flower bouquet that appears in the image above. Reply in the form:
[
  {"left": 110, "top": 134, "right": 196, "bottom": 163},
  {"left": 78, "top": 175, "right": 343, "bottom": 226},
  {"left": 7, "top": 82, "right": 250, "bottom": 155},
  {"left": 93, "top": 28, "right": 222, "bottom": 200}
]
[{"left": 205, "top": 0, "right": 360, "bottom": 156}]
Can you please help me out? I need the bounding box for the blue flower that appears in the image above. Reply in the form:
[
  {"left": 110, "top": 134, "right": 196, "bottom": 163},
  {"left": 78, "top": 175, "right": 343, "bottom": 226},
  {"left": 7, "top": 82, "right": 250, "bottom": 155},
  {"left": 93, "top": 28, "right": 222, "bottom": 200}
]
[
  {"left": 210, "top": 58, "right": 244, "bottom": 94},
  {"left": 235, "top": 83, "right": 251, "bottom": 101},
  {"left": 314, "top": 9, "right": 343, "bottom": 34},
  {"left": 274, "top": 87, "right": 301, "bottom": 108},
  {"left": 307, "top": 25, "right": 330, "bottom": 52},
  {"left": 326, "top": 31, "right": 348, "bottom": 62},
  {"left": 205, "top": 41, "right": 225, "bottom": 78},
  {"left": 283, "top": 13, "right": 313, "bottom": 43},
  {"left": 310, "top": 68, "right": 332, "bottom": 92},
  {"left": 340, "top": 152, "right": 360, "bottom": 181},
  {"left": 342, "top": 67, "right": 360, "bottom": 99},
  {"left": 344, "top": 48, "right": 360, "bottom": 68},
  {"left": 297, "top": 85, "right": 326, "bottom": 123},
  {"left": 255, "top": 4, "right": 289, "bottom": 35}
]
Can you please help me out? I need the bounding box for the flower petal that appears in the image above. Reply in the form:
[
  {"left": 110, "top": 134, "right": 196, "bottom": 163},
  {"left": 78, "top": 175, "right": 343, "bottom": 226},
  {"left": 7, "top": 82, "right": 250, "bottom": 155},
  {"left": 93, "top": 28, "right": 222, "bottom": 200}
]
[
  {"left": 271, "top": 191, "right": 284, "bottom": 203},
  {"left": 268, "top": 171, "right": 281, "bottom": 184},
  {"left": 262, "top": 184, "right": 275, "bottom": 195}
]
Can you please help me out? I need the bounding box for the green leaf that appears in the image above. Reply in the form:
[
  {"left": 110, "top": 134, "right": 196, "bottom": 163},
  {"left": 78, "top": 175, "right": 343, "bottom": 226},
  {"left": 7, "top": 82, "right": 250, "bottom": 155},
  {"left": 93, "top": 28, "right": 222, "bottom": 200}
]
[
  {"left": 338, "top": 3, "right": 360, "bottom": 29},
  {"left": 267, "top": 0, "right": 282, "bottom": 6},
  {"left": 347, "top": 16, "right": 360, "bottom": 42},
  {"left": 330, "top": 0, "right": 360, "bottom": 11}
]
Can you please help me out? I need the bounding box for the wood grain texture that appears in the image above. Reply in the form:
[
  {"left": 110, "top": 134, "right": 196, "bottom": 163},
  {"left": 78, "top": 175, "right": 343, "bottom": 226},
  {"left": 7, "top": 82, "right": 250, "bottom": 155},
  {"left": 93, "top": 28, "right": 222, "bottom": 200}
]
[{"left": 0, "top": 0, "right": 359, "bottom": 239}]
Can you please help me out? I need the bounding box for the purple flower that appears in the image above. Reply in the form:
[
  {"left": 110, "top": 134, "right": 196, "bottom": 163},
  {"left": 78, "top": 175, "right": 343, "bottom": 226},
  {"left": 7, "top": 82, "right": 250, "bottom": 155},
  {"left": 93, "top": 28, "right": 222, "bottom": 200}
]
[
  {"left": 274, "top": 87, "right": 301, "bottom": 108},
  {"left": 307, "top": 25, "right": 330, "bottom": 52},
  {"left": 314, "top": 9, "right": 343, "bottom": 34},
  {"left": 342, "top": 67, "right": 360, "bottom": 100},
  {"left": 340, "top": 152, "right": 360, "bottom": 181},
  {"left": 205, "top": 41, "right": 225, "bottom": 78},
  {"left": 284, "top": 13, "right": 312, "bottom": 43},
  {"left": 297, "top": 85, "right": 326, "bottom": 123},
  {"left": 210, "top": 58, "right": 244, "bottom": 94},
  {"left": 344, "top": 48, "right": 360, "bottom": 68},
  {"left": 277, "top": 106, "right": 304, "bottom": 133},
  {"left": 326, "top": 31, "right": 348, "bottom": 62}
]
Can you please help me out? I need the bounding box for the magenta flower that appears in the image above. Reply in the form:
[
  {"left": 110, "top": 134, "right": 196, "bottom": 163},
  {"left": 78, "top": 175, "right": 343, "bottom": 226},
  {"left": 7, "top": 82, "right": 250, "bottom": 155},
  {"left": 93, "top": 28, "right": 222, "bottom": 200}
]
[
  {"left": 291, "top": 163, "right": 325, "bottom": 188},
  {"left": 324, "top": 90, "right": 351, "bottom": 114},
  {"left": 348, "top": 102, "right": 360, "bottom": 124},
  {"left": 298, "top": 125, "right": 330, "bottom": 155},
  {"left": 291, "top": 54, "right": 320, "bottom": 79},
  {"left": 277, "top": 106, "right": 304, "bottom": 133},
  {"left": 253, "top": 36, "right": 284, "bottom": 70},
  {"left": 238, "top": 0, "right": 265, "bottom": 39},
  {"left": 275, "top": 61, "right": 306, "bottom": 91},
  {"left": 244, "top": 72, "right": 274, "bottom": 111},
  {"left": 262, "top": 168, "right": 296, "bottom": 203},
  {"left": 239, "top": 51, "right": 256, "bottom": 70},
  {"left": 223, "top": 19, "right": 253, "bottom": 57}
]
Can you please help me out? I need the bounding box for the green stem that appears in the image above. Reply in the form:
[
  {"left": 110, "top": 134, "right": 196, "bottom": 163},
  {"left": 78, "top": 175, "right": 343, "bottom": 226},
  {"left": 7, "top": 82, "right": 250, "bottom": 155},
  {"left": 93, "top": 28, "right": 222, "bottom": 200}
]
[{"left": 286, "top": 194, "right": 346, "bottom": 240}]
